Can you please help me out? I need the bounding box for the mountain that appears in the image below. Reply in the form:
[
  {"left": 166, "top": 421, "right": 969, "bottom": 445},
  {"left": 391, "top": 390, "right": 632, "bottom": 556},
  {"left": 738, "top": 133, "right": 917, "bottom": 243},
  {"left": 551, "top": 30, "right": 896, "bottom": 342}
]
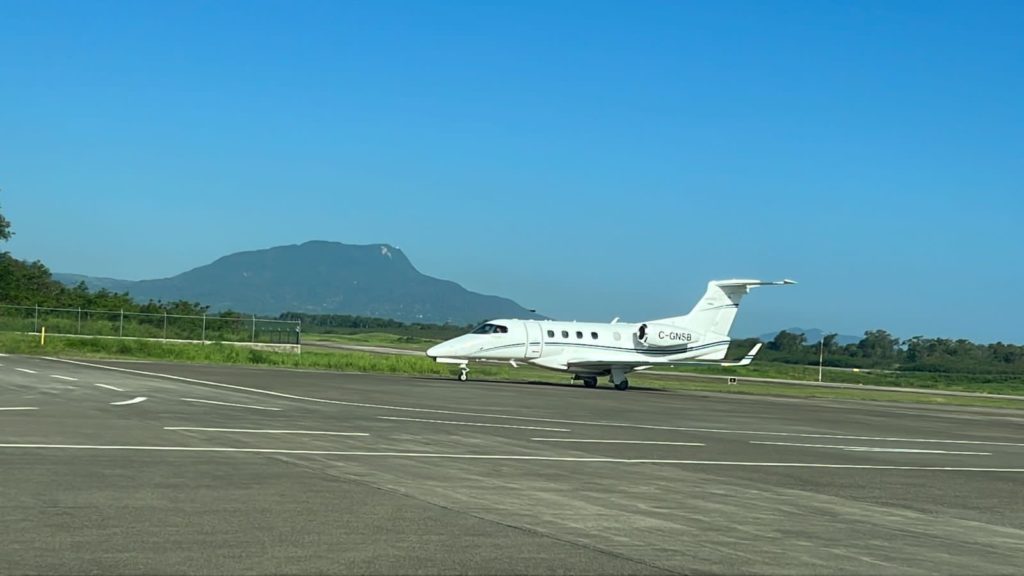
[
  {"left": 54, "top": 241, "right": 543, "bottom": 324},
  {"left": 52, "top": 273, "right": 134, "bottom": 293},
  {"left": 756, "top": 327, "right": 861, "bottom": 346}
]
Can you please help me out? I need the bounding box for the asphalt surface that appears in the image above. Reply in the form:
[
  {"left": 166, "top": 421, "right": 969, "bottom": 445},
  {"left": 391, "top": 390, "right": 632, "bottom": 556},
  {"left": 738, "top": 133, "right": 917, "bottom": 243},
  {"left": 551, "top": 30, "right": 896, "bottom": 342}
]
[{"left": 2, "top": 355, "right": 1024, "bottom": 575}]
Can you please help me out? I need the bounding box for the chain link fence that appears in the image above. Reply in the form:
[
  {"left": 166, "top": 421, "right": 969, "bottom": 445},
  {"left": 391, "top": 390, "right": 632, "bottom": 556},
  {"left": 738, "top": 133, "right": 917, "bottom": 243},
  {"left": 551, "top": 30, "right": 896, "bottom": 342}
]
[{"left": 0, "top": 304, "right": 301, "bottom": 348}]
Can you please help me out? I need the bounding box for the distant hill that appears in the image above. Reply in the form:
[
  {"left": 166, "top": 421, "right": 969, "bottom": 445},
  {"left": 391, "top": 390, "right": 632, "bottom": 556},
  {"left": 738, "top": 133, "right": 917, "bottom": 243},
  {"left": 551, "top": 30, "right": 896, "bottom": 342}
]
[
  {"left": 757, "top": 327, "right": 861, "bottom": 346},
  {"left": 54, "top": 241, "right": 543, "bottom": 324},
  {"left": 53, "top": 273, "right": 135, "bottom": 293}
]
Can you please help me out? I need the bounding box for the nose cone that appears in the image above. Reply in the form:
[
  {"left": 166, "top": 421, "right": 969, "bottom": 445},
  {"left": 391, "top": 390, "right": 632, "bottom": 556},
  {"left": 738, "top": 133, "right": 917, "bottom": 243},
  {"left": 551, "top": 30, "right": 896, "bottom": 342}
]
[
  {"left": 427, "top": 335, "right": 471, "bottom": 359},
  {"left": 426, "top": 341, "right": 452, "bottom": 359}
]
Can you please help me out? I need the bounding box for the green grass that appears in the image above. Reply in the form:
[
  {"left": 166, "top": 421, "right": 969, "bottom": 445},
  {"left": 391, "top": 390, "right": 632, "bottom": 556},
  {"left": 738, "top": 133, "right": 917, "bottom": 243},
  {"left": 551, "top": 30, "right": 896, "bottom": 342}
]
[
  {"left": 4, "top": 332, "right": 1024, "bottom": 409},
  {"left": 666, "top": 361, "right": 1024, "bottom": 396},
  {"left": 303, "top": 332, "right": 439, "bottom": 351},
  {"left": 0, "top": 333, "right": 525, "bottom": 379}
]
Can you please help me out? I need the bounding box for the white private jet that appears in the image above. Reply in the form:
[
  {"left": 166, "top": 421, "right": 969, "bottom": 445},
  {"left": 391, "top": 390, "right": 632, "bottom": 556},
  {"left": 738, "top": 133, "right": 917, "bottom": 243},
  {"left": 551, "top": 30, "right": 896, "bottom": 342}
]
[{"left": 426, "top": 278, "right": 794, "bottom": 390}]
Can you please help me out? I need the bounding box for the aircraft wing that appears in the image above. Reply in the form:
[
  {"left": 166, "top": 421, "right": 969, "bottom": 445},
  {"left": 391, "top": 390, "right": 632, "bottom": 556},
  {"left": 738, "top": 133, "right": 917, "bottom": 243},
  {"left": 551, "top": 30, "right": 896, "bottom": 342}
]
[
  {"left": 564, "top": 343, "right": 763, "bottom": 371},
  {"left": 674, "top": 342, "right": 762, "bottom": 367}
]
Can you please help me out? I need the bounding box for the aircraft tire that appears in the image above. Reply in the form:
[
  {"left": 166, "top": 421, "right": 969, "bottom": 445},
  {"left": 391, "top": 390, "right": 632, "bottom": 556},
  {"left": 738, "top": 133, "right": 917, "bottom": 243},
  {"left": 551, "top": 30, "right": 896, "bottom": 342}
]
[
  {"left": 583, "top": 377, "right": 598, "bottom": 388},
  {"left": 614, "top": 379, "right": 629, "bottom": 391},
  {"left": 458, "top": 371, "right": 468, "bottom": 382}
]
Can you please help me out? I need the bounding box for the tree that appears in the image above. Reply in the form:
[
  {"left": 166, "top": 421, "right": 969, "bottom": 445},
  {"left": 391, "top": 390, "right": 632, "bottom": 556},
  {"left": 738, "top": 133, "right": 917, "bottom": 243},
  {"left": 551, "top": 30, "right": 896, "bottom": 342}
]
[
  {"left": 767, "top": 330, "right": 806, "bottom": 353},
  {"left": 857, "top": 330, "right": 902, "bottom": 361},
  {"left": 0, "top": 202, "right": 11, "bottom": 242},
  {"left": 821, "top": 333, "right": 839, "bottom": 351}
]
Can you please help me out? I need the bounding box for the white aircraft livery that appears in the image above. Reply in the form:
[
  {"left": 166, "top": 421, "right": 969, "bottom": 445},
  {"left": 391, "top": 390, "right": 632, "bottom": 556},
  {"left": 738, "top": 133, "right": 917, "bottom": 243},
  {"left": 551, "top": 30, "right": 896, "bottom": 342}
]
[{"left": 426, "top": 278, "right": 795, "bottom": 390}]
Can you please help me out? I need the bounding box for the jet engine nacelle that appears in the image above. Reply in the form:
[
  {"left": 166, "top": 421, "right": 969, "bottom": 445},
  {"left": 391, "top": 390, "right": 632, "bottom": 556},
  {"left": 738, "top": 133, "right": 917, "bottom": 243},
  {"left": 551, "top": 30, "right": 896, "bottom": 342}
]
[{"left": 636, "top": 323, "right": 701, "bottom": 347}]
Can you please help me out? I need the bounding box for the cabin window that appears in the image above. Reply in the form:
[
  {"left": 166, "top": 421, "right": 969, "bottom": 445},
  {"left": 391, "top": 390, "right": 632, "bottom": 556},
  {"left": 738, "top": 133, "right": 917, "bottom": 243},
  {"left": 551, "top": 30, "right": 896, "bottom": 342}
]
[
  {"left": 613, "top": 332, "right": 622, "bottom": 341},
  {"left": 561, "top": 330, "right": 569, "bottom": 338},
  {"left": 576, "top": 331, "right": 583, "bottom": 339},
  {"left": 591, "top": 332, "right": 599, "bottom": 340},
  {"left": 546, "top": 330, "right": 554, "bottom": 338},
  {"left": 471, "top": 323, "right": 507, "bottom": 335}
]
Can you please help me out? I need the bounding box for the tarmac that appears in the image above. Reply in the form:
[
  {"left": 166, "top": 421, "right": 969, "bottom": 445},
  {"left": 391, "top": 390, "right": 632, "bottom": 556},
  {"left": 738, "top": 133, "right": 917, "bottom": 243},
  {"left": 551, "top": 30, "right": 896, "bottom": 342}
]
[{"left": 2, "top": 353, "right": 1024, "bottom": 575}]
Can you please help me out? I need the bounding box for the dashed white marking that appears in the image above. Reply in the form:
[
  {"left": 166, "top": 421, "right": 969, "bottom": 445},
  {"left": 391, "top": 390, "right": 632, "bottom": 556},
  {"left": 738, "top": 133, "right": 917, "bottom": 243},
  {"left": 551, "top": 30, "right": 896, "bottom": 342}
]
[
  {"left": 50, "top": 375, "right": 78, "bottom": 381},
  {"left": 16, "top": 368, "right": 37, "bottom": 374},
  {"left": 378, "top": 416, "right": 570, "bottom": 432},
  {"left": 532, "top": 438, "right": 705, "bottom": 446},
  {"left": 0, "top": 407, "right": 39, "bottom": 411},
  {"left": 181, "top": 397, "right": 280, "bottom": 411},
  {"left": 0, "top": 444, "right": 1022, "bottom": 472},
  {"left": 46, "top": 358, "right": 1024, "bottom": 448},
  {"left": 750, "top": 441, "right": 991, "bottom": 456},
  {"left": 111, "top": 397, "right": 147, "bottom": 406},
  {"left": 0, "top": 353, "right": 8, "bottom": 356},
  {"left": 95, "top": 383, "right": 125, "bottom": 392},
  {"left": 165, "top": 427, "right": 367, "bottom": 436}
]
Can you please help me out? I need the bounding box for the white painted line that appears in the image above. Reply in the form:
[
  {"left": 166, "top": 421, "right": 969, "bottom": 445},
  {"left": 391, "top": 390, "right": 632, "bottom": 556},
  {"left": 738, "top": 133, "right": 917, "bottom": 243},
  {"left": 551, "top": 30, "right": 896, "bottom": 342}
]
[
  {"left": 531, "top": 438, "right": 705, "bottom": 446},
  {"left": 46, "top": 357, "right": 1024, "bottom": 448},
  {"left": 111, "top": 397, "right": 147, "bottom": 406},
  {"left": 0, "top": 353, "right": 7, "bottom": 356},
  {"left": 50, "top": 375, "right": 78, "bottom": 381},
  {"left": 0, "top": 443, "right": 1023, "bottom": 472},
  {"left": 165, "top": 427, "right": 368, "bottom": 436},
  {"left": 0, "top": 407, "right": 39, "bottom": 411},
  {"left": 750, "top": 441, "right": 991, "bottom": 456},
  {"left": 95, "top": 383, "right": 125, "bottom": 392},
  {"left": 180, "top": 397, "right": 280, "bottom": 411},
  {"left": 378, "top": 416, "right": 570, "bottom": 432},
  {"left": 16, "top": 368, "right": 37, "bottom": 374}
]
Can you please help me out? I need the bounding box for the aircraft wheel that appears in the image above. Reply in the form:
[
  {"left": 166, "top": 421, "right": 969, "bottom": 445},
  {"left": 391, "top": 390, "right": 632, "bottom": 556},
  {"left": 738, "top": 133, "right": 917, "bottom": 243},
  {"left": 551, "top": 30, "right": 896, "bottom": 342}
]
[
  {"left": 583, "top": 377, "right": 598, "bottom": 388},
  {"left": 458, "top": 370, "right": 468, "bottom": 382},
  {"left": 614, "top": 378, "right": 629, "bottom": 391}
]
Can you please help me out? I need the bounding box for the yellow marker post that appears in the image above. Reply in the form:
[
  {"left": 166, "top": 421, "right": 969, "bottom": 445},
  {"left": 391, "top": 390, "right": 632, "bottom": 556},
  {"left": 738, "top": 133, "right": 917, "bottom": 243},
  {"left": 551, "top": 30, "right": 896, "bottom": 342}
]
[{"left": 40, "top": 326, "right": 46, "bottom": 346}]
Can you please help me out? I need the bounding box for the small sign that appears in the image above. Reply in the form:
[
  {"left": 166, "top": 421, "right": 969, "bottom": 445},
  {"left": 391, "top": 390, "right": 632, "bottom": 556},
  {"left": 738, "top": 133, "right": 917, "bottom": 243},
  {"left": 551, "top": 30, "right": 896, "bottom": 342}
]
[{"left": 727, "top": 377, "right": 738, "bottom": 385}]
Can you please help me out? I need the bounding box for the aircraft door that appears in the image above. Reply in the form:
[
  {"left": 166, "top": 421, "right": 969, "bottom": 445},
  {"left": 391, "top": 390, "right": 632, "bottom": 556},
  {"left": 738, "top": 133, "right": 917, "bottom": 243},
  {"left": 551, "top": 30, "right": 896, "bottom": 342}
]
[{"left": 524, "top": 321, "right": 543, "bottom": 358}]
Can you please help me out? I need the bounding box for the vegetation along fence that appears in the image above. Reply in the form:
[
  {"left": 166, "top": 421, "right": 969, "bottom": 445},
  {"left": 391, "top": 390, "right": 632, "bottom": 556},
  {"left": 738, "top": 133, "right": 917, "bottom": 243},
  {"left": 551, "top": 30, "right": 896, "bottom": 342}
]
[{"left": 0, "top": 304, "right": 301, "bottom": 349}]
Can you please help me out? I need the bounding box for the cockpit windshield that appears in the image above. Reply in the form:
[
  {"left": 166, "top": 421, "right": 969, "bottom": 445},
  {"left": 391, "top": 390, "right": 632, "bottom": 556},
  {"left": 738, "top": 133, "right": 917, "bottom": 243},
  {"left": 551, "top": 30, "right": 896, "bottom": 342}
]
[{"left": 471, "top": 323, "right": 508, "bottom": 334}]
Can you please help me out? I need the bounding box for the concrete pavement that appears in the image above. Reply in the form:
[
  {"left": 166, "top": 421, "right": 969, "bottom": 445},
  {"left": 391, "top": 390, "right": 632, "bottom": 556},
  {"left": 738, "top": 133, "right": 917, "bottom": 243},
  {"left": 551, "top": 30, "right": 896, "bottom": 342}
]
[{"left": 2, "top": 354, "right": 1023, "bottom": 575}]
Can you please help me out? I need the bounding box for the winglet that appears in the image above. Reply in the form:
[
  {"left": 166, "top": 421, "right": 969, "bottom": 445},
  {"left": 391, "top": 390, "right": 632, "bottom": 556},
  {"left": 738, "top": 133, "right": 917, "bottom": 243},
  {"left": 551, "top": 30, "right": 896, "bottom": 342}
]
[{"left": 720, "top": 342, "right": 762, "bottom": 367}]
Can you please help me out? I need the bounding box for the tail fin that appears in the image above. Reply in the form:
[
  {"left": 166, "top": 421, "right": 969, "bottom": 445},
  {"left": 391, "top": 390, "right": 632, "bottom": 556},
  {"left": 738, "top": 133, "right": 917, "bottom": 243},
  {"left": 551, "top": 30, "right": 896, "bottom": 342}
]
[{"left": 653, "top": 279, "right": 795, "bottom": 356}]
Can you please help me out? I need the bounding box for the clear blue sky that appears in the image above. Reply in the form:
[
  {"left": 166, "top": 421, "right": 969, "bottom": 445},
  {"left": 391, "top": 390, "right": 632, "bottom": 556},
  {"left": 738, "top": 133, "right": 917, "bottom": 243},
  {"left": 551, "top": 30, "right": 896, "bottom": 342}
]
[{"left": 1, "top": 1, "right": 1021, "bottom": 343}]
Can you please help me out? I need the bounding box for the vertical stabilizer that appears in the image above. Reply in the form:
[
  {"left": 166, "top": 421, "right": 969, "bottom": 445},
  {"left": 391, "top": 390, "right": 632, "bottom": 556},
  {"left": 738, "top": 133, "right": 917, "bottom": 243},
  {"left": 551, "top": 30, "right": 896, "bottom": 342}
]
[{"left": 652, "top": 279, "right": 795, "bottom": 357}]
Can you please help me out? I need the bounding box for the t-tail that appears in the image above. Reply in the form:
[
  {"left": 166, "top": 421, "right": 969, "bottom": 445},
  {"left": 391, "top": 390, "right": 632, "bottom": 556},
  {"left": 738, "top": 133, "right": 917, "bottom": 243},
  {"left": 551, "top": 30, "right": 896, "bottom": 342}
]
[{"left": 650, "top": 279, "right": 795, "bottom": 360}]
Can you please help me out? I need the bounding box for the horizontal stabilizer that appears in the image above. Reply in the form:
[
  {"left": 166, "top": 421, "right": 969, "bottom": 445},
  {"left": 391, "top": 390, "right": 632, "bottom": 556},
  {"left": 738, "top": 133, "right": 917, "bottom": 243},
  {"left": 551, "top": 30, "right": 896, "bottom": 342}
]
[{"left": 718, "top": 342, "right": 762, "bottom": 367}]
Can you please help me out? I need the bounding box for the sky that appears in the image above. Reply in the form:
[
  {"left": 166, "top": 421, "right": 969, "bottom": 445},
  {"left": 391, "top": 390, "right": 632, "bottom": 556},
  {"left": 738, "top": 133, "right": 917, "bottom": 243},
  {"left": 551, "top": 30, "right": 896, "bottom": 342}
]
[{"left": 1, "top": 1, "right": 1021, "bottom": 343}]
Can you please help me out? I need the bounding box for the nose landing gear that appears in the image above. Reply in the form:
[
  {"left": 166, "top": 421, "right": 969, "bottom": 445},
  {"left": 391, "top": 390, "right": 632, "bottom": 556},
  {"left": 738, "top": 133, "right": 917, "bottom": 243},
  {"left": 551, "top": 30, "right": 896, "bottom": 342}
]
[{"left": 457, "top": 364, "right": 469, "bottom": 382}]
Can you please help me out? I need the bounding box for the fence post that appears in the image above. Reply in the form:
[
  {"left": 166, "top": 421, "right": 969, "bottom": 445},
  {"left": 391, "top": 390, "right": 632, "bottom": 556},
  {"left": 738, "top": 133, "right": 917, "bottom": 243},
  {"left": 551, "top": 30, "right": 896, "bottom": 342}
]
[
  {"left": 251, "top": 315, "right": 256, "bottom": 342},
  {"left": 78, "top": 307, "right": 82, "bottom": 334},
  {"left": 163, "top": 312, "right": 168, "bottom": 341},
  {"left": 34, "top": 305, "right": 39, "bottom": 333},
  {"left": 202, "top": 314, "right": 206, "bottom": 344},
  {"left": 119, "top": 309, "right": 124, "bottom": 338}
]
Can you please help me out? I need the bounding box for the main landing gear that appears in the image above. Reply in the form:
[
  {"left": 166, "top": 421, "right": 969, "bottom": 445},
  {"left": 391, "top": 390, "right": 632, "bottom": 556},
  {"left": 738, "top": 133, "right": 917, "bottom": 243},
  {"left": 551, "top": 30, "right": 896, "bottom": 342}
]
[
  {"left": 575, "top": 374, "right": 628, "bottom": 390},
  {"left": 610, "top": 367, "right": 630, "bottom": 391}
]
